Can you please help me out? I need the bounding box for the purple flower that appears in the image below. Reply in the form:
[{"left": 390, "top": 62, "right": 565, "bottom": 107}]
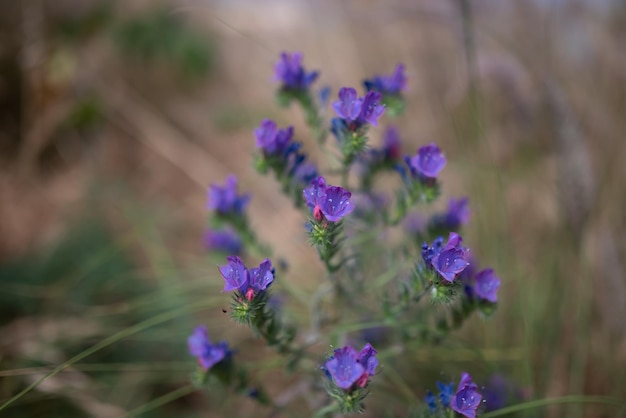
[
  {"left": 292, "top": 161, "right": 319, "bottom": 186},
  {"left": 332, "top": 87, "right": 362, "bottom": 121},
  {"left": 204, "top": 228, "right": 242, "bottom": 255},
  {"left": 188, "top": 326, "right": 231, "bottom": 370},
  {"left": 430, "top": 197, "right": 470, "bottom": 232},
  {"left": 324, "top": 344, "right": 378, "bottom": 390},
  {"left": 320, "top": 186, "right": 355, "bottom": 222},
  {"left": 405, "top": 143, "right": 447, "bottom": 180},
  {"left": 421, "top": 236, "right": 445, "bottom": 267},
  {"left": 255, "top": 119, "right": 294, "bottom": 156},
  {"left": 303, "top": 176, "right": 327, "bottom": 211},
  {"left": 302, "top": 176, "right": 354, "bottom": 222},
  {"left": 431, "top": 232, "right": 470, "bottom": 282},
  {"left": 219, "top": 256, "right": 249, "bottom": 293},
  {"left": 248, "top": 259, "right": 274, "bottom": 293},
  {"left": 474, "top": 268, "right": 501, "bottom": 303},
  {"left": 274, "top": 52, "right": 318, "bottom": 90},
  {"left": 207, "top": 175, "right": 250, "bottom": 216},
  {"left": 450, "top": 372, "right": 482, "bottom": 418},
  {"left": 358, "top": 91, "right": 385, "bottom": 126},
  {"left": 218, "top": 256, "right": 274, "bottom": 299},
  {"left": 364, "top": 64, "right": 407, "bottom": 95},
  {"left": 332, "top": 87, "right": 385, "bottom": 129}
]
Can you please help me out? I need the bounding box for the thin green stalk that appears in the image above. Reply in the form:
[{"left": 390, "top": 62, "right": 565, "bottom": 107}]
[
  {"left": 0, "top": 298, "right": 219, "bottom": 412},
  {"left": 482, "top": 396, "right": 623, "bottom": 417},
  {"left": 126, "top": 384, "right": 197, "bottom": 417}
]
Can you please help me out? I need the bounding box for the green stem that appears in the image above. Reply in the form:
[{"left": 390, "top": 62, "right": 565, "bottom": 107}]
[
  {"left": 127, "top": 384, "right": 197, "bottom": 417},
  {"left": 481, "top": 396, "right": 623, "bottom": 417}
]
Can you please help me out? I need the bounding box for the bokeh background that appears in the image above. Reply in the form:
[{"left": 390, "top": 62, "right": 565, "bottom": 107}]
[{"left": 1, "top": 0, "right": 625, "bottom": 417}]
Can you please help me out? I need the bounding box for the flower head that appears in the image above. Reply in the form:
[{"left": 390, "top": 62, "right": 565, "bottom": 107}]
[
  {"left": 188, "top": 326, "right": 231, "bottom": 370},
  {"left": 437, "top": 381, "right": 455, "bottom": 407},
  {"left": 219, "top": 256, "right": 249, "bottom": 293},
  {"left": 405, "top": 143, "right": 447, "bottom": 180},
  {"left": 303, "top": 176, "right": 354, "bottom": 222},
  {"left": 364, "top": 64, "right": 407, "bottom": 95},
  {"left": 332, "top": 87, "right": 385, "bottom": 130},
  {"left": 207, "top": 175, "right": 250, "bottom": 216},
  {"left": 255, "top": 119, "right": 294, "bottom": 156},
  {"left": 204, "top": 228, "right": 242, "bottom": 255},
  {"left": 474, "top": 268, "right": 501, "bottom": 303},
  {"left": 219, "top": 256, "right": 274, "bottom": 299},
  {"left": 324, "top": 344, "right": 378, "bottom": 390},
  {"left": 430, "top": 232, "right": 471, "bottom": 282},
  {"left": 450, "top": 372, "right": 483, "bottom": 418},
  {"left": 274, "top": 52, "right": 318, "bottom": 91}
]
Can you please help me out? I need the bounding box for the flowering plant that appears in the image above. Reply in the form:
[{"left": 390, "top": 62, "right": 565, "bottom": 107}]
[{"left": 191, "top": 51, "right": 504, "bottom": 416}]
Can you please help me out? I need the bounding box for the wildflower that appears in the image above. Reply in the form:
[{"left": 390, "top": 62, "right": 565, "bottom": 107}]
[
  {"left": 450, "top": 372, "right": 482, "bottom": 418},
  {"left": 188, "top": 326, "right": 231, "bottom": 371},
  {"left": 274, "top": 51, "right": 318, "bottom": 91},
  {"left": 474, "top": 268, "right": 501, "bottom": 303},
  {"left": 207, "top": 175, "right": 250, "bottom": 216},
  {"left": 332, "top": 87, "right": 385, "bottom": 128},
  {"left": 324, "top": 344, "right": 378, "bottom": 390},
  {"left": 303, "top": 176, "right": 354, "bottom": 222},
  {"left": 204, "top": 228, "right": 242, "bottom": 255},
  {"left": 219, "top": 256, "right": 274, "bottom": 300},
  {"left": 437, "top": 381, "right": 455, "bottom": 407},
  {"left": 429, "top": 197, "right": 470, "bottom": 232},
  {"left": 405, "top": 143, "right": 447, "bottom": 180},
  {"left": 364, "top": 64, "right": 407, "bottom": 95},
  {"left": 431, "top": 233, "right": 471, "bottom": 282},
  {"left": 425, "top": 391, "right": 437, "bottom": 413},
  {"left": 254, "top": 119, "right": 294, "bottom": 156}
]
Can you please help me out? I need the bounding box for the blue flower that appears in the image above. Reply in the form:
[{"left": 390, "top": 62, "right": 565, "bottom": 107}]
[
  {"left": 431, "top": 233, "right": 471, "bottom": 282},
  {"left": 255, "top": 119, "right": 293, "bottom": 156},
  {"left": 274, "top": 52, "right": 318, "bottom": 91},
  {"left": 405, "top": 143, "right": 447, "bottom": 180},
  {"left": 425, "top": 391, "right": 437, "bottom": 413},
  {"left": 333, "top": 87, "right": 362, "bottom": 121},
  {"left": 207, "top": 175, "right": 250, "bottom": 216},
  {"left": 303, "top": 176, "right": 354, "bottom": 222},
  {"left": 437, "top": 381, "right": 455, "bottom": 407},
  {"left": 204, "top": 228, "right": 242, "bottom": 255},
  {"left": 364, "top": 64, "right": 407, "bottom": 95},
  {"left": 332, "top": 87, "right": 385, "bottom": 130},
  {"left": 324, "top": 344, "right": 378, "bottom": 390},
  {"left": 474, "top": 268, "right": 501, "bottom": 303},
  {"left": 188, "top": 326, "right": 231, "bottom": 370},
  {"left": 219, "top": 256, "right": 274, "bottom": 300},
  {"left": 450, "top": 372, "right": 482, "bottom": 418}
]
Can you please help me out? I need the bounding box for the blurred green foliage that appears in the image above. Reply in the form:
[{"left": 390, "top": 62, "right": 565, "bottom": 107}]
[{"left": 113, "top": 8, "right": 216, "bottom": 80}]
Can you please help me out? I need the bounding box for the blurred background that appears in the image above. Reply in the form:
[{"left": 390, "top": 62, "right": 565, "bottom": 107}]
[{"left": 1, "top": 0, "right": 625, "bottom": 417}]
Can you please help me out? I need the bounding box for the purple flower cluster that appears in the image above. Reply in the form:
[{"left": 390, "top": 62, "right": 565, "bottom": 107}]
[
  {"left": 405, "top": 143, "right": 447, "bottom": 181},
  {"left": 204, "top": 228, "right": 243, "bottom": 255},
  {"left": 254, "top": 119, "right": 319, "bottom": 187},
  {"left": 255, "top": 119, "right": 294, "bottom": 156},
  {"left": 364, "top": 64, "right": 407, "bottom": 95},
  {"left": 207, "top": 175, "right": 250, "bottom": 216},
  {"left": 303, "top": 176, "right": 355, "bottom": 222},
  {"left": 450, "top": 372, "right": 483, "bottom": 418},
  {"left": 332, "top": 87, "right": 385, "bottom": 129},
  {"left": 219, "top": 256, "right": 274, "bottom": 301},
  {"left": 274, "top": 52, "right": 319, "bottom": 91},
  {"left": 188, "top": 325, "right": 231, "bottom": 371},
  {"left": 422, "top": 233, "right": 471, "bottom": 282},
  {"left": 323, "top": 344, "right": 378, "bottom": 390},
  {"left": 464, "top": 266, "right": 501, "bottom": 303}
]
